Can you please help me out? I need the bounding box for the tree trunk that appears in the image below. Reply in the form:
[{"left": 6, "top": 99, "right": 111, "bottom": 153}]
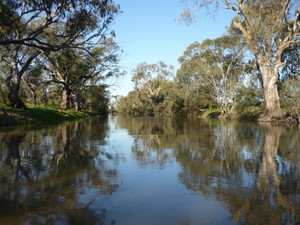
[
  {"left": 28, "top": 84, "right": 37, "bottom": 106},
  {"left": 5, "top": 51, "right": 39, "bottom": 109},
  {"left": 74, "top": 93, "right": 82, "bottom": 111},
  {"left": 6, "top": 81, "right": 26, "bottom": 110},
  {"left": 61, "top": 89, "right": 71, "bottom": 110},
  {"left": 33, "top": 92, "right": 37, "bottom": 106},
  {"left": 257, "top": 60, "right": 286, "bottom": 121}
]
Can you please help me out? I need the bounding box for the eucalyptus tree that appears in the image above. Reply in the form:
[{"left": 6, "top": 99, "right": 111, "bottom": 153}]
[
  {"left": 0, "top": 45, "right": 39, "bottom": 108},
  {"left": 0, "top": 0, "right": 119, "bottom": 108},
  {"left": 132, "top": 61, "right": 174, "bottom": 101},
  {"left": 43, "top": 39, "right": 121, "bottom": 110},
  {"left": 181, "top": 0, "right": 300, "bottom": 121},
  {"left": 177, "top": 35, "right": 246, "bottom": 115},
  {"left": 81, "top": 84, "right": 109, "bottom": 114},
  {"left": 131, "top": 61, "right": 174, "bottom": 116},
  {"left": 116, "top": 90, "right": 144, "bottom": 115},
  {"left": 176, "top": 43, "right": 216, "bottom": 114}
]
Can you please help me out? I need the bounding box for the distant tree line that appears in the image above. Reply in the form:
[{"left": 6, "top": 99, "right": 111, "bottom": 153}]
[
  {"left": 0, "top": 0, "right": 122, "bottom": 113},
  {"left": 117, "top": 0, "right": 300, "bottom": 121}
]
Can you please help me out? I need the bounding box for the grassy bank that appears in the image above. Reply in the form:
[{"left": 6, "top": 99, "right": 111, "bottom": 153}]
[
  {"left": 200, "top": 107, "right": 264, "bottom": 121},
  {"left": 0, "top": 105, "right": 97, "bottom": 127}
]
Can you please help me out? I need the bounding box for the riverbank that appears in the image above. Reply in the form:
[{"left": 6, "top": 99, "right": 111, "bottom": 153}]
[
  {"left": 0, "top": 105, "right": 97, "bottom": 127},
  {"left": 200, "top": 107, "right": 264, "bottom": 121},
  {"left": 200, "top": 107, "right": 300, "bottom": 123}
]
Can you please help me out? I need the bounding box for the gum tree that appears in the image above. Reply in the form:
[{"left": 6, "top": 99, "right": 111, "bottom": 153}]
[
  {"left": 0, "top": 0, "right": 119, "bottom": 108},
  {"left": 132, "top": 61, "right": 174, "bottom": 115},
  {"left": 181, "top": 0, "right": 300, "bottom": 121},
  {"left": 177, "top": 35, "right": 246, "bottom": 115},
  {"left": 43, "top": 39, "right": 121, "bottom": 110}
]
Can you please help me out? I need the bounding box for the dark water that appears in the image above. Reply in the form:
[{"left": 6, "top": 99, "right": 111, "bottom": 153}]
[{"left": 0, "top": 116, "right": 299, "bottom": 225}]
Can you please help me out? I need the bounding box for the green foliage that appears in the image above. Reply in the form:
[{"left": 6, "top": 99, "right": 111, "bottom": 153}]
[
  {"left": 236, "top": 106, "right": 264, "bottom": 121},
  {"left": 280, "top": 79, "right": 300, "bottom": 118},
  {"left": 0, "top": 0, "right": 121, "bottom": 112},
  {"left": 117, "top": 29, "right": 298, "bottom": 121},
  {"left": 235, "top": 79, "right": 263, "bottom": 109},
  {"left": 1, "top": 0, "right": 299, "bottom": 121},
  {"left": 0, "top": 75, "right": 7, "bottom": 105},
  {"left": 280, "top": 43, "right": 300, "bottom": 93},
  {"left": 81, "top": 85, "right": 110, "bottom": 114},
  {"left": 116, "top": 90, "right": 148, "bottom": 116},
  {"left": 181, "top": 0, "right": 300, "bottom": 119},
  {"left": 0, "top": 0, "right": 120, "bottom": 50},
  {"left": 118, "top": 61, "right": 177, "bottom": 117},
  {"left": 176, "top": 34, "right": 247, "bottom": 115},
  {"left": 36, "top": 38, "right": 122, "bottom": 110}
]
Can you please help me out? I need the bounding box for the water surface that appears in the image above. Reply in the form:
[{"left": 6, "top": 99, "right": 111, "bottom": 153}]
[{"left": 0, "top": 116, "right": 299, "bottom": 225}]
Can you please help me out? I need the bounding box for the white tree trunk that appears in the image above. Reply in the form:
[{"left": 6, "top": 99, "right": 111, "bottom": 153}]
[
  {"left": 61, "top": 89, "right": 71, "bottom": 110},
  {"left": 258, "top": 60, "right": 286, "bottom": 121}
]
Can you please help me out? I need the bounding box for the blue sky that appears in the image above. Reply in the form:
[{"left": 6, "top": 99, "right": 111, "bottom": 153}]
[{"left": 108, "top": 0, "right": 235, "bottom": 96}]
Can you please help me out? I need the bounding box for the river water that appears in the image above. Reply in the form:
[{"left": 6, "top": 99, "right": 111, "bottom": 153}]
[{"left": 0, "top": 116, "right": 299, "bottom": 225}]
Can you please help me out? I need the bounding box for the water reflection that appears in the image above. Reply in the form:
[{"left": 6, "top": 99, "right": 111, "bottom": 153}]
[
  {"left": 1, "top": 116, "right": 300, "bottom": 225},
  {"left": 116, "top": 117, "right": 300, "bottom": 225},
  {"left": 0, "top": 117, "right": 119, "bottom": 225}
]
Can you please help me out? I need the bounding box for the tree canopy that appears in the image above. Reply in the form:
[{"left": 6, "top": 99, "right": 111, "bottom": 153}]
[
  {"left": 0, "top": 0, "right": 119, "bottom": 51},
  {"left": 0, "top": 0, "right": 121, "bottom": 111},
  {"left": 181, "top": 0, "right": 300, "bottom": 121}
]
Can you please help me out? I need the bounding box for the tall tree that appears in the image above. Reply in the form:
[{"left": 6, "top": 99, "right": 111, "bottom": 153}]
[
  {"left": 176, "top": 43, "right": 217, "bottom": 114},
  {"left": 23, "top": 63, "right": 44, "bottom": 106},
  {"left": 81, "top": 84, "right": 110, "bottom": 114},
  {"left": 43, "top": 39, "right": 121, "bottom": 110},
  {"left": 132, "top": 61, "right": 174, "bottom": 115},
  {"left": 0, "top": 45, "right": 38, "bottom": 108},
  {"left": 181, "top": 0, "right": 300, "bottom": 121},
  {"left": 177, "top": 35, "right": 246, "bottom": 115},
  {"left": 0, "top": 0, "right": 119, "bottom": 108}
]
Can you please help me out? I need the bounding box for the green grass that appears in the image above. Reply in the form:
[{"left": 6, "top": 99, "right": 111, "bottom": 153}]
[{"left": 0, "top": 105, "right": 97, "bottom": 126}]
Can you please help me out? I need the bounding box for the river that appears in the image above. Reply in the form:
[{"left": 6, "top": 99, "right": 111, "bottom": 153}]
[{"left": 0, "top": 116, "right": 299, "bottom": 225}]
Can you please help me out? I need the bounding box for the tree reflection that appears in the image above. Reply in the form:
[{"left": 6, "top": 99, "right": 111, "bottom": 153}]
[
  {"left": 115, "top": 116, "right": 300, "bottom": 225},
  {"left": 177, "top": 123, "right": 300, "bottom": 225},
  {"left": 4, "top": 133, "right": 29, "bottom": 181},
  {"left": 230, "top": 124, "right": 300, "bottom": 224},
  {"left": 0, "top": 117, "right": 118, "bottom": 225},
  {"left": 116, "top": 116, "right": 218, "bottom": 168}
]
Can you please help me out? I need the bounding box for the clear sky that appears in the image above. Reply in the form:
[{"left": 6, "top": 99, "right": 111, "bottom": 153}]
[{"left": 107, "top": 0, "right": 235, "bottom": 97}]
